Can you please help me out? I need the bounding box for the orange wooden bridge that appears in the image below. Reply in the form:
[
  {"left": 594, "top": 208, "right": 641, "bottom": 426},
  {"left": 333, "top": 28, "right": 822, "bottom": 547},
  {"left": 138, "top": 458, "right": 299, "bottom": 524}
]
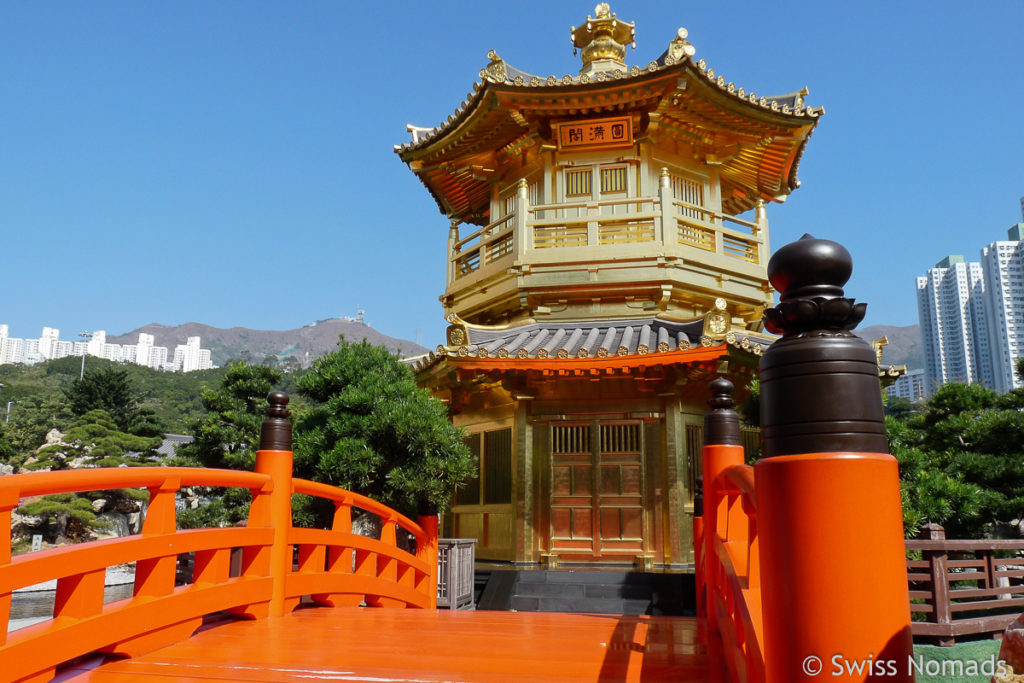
[
  {"left": 0, "top": 402, "right": 913, "bottom": 682},
  {"left": 1, "top": 238, "right": 916, "bottom": 682}
]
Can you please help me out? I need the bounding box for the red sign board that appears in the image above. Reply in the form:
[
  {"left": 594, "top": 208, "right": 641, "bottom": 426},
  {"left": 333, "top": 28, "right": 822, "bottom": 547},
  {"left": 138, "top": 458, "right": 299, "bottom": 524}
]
[{"left": 556, "top": 117, "right": 633, "bottom": 151}]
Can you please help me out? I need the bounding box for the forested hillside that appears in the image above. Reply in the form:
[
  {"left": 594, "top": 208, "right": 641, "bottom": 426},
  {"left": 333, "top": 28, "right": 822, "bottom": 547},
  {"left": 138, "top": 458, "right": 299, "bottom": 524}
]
[{"left": 0, "top": 356, "right": 303, "bottom": 436}]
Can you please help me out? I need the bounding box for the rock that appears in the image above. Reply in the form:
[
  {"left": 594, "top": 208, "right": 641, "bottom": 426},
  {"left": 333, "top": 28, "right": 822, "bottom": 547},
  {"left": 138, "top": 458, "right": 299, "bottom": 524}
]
[
  {"left": 127, "top": 511, "right": 142, "bottom": 534},
  {"left": 11, "top": 511, "right": 44, "bottom": 538},
  {"left": 113, "top": 498, "right": 141, "bottom": 514},
  {"left": 0, "top": 463, "right": 13, "bottom": 476},
  {"left": 95, "top": 512, "right": 131, "bottom": 538},
  {"left": 994, "top": 614, "right": 1024, "bottom": 682},
  {"left": 179, "top": 487, "right": 201, "bottom": 510},
  {"left": 91, "top": 498, "right": 107, "bottom": 514},
  {"left": 353, "top": 511, "right": 383, "bottom": 539},
  {"left": 44, "top": 429, "right": 63, "bottom": 445}
]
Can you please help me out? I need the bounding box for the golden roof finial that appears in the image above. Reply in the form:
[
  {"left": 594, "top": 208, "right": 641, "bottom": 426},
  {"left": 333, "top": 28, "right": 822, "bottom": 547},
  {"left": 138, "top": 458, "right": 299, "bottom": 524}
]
[{"left": 570, "top": 4, "right": 636, "bottom": 76}]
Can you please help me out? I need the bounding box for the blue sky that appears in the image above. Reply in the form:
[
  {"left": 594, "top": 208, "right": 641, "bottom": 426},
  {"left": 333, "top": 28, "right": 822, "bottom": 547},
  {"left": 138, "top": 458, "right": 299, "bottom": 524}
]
[{"left": 2, "top": 2, "right": 1022, "bottom": 346}]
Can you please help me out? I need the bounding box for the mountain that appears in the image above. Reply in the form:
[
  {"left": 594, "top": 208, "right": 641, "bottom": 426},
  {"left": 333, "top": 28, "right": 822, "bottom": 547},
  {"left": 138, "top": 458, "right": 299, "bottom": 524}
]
[
  {"left": 108, "top": 320, "right": 428, "bottom": 367},
  {"left": 858, "top": 324, "right": 923, "bottom": 370}
]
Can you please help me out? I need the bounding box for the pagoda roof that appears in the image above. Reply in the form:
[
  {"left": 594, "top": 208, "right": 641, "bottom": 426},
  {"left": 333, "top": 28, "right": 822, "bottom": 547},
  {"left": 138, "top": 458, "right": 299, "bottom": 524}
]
[
  {"left": 397, "top": 37, "right": 823, "bottom": 223},
  {"left": 413, "top": 315, "right": 774, "bottom": 374},
  {"left": 412, "top": 314, "right": 908, "bottom": 385}
]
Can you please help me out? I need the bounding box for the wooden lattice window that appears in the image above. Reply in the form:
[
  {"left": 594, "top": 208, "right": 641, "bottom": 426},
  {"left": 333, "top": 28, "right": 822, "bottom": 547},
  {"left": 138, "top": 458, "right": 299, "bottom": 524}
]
[
  {"left": 565, "top": 168, "right": 592, "bottom": 198},
  {"left": 599, "top": 423, "right": 640, "bottom": 453},
  {"left": 600, "top": 165, "right": 628, "bottom": 194},
  {"left": 484, "top": 429, "right": 512, "bottom": 504},
  {"left": 552, "top": 424, "right": 591, "bottom": 454},
  {"left": 500, "top": 179, "right": 540, "bottom": 215},
  {"left": 456, "top": 428, "right": 513, "bottom": 505},
  {"left": 671, "top": 174, "right": 705, "bottom": 220},
  {"left": 458, "top": 433, "right": 482, "bottom": 505}
]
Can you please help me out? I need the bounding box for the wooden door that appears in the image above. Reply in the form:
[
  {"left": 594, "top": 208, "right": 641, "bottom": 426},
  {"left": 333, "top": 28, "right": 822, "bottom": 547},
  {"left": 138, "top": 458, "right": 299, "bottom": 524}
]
[
  {"left": 549, "top": 422, "right": 644, "bottom": 560},
  {"left": 550, "top": 424, "right": 594, "bottom": 554},
  {"left": 596, "top": 423, "right": 644, "bottom": 555}
]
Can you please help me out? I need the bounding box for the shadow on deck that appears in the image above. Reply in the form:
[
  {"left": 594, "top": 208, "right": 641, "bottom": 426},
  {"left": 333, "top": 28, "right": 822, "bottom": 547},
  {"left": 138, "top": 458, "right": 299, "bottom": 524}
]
[{"left": 57, "top": 607, "right": 723, "bottom": 682}]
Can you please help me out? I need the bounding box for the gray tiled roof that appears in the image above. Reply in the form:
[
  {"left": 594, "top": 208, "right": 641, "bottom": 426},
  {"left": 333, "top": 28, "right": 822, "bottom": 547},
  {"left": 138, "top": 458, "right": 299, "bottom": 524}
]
[
  {"left": 458, "top": 318, "right": 706, "bottom": 359},
  {"left": 417, "top": 319, "right": 779, "bottom": 371}
]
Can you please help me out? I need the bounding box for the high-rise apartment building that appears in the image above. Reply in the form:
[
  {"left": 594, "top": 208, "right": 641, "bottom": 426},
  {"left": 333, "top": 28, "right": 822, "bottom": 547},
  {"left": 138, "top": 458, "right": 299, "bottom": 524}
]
[
  {"left": 981, "top": 223, "right": 1024, "bottom": 393},
  {"left": 917, "top": 217, "right": 1024, "bottom": 395},
  {"left": 173, "top": 336, "right": 213, "bottom": 372},
  {"left": 916, "top": 256, "right": 993, "bottom": 391},
  {"left": 50, "top": 341, "right": 74, "bottom": 360},
  {"left": 886, "top": 368, "right": 926, "bottom": 403},
  {"left": 38, "top": 327, "right": 59, "bottom": 360}
]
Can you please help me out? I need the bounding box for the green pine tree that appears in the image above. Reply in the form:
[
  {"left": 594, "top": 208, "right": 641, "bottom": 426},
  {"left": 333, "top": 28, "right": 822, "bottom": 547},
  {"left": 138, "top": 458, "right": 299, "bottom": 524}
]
[
  {"left": 16, "top": 409, "right": 160, "bottom": 543},
  {"left": 294, "top": 338, "right": 475, "bottom": 516}
]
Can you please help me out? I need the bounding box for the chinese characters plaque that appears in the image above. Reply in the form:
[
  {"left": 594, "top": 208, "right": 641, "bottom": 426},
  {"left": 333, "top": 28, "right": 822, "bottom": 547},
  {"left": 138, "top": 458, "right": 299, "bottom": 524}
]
[{"left": 556, "top": 116, "right": 633, "bottom": 151}]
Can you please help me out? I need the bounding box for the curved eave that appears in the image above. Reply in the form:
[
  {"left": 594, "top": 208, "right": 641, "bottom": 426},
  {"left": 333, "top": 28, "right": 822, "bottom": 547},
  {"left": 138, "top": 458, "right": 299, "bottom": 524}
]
[
  {"left": 419, "top": 344, "right": 731, "bottom": 376},
  {"left": 397, "top": 52, "right": 823, "bottom": 222}
]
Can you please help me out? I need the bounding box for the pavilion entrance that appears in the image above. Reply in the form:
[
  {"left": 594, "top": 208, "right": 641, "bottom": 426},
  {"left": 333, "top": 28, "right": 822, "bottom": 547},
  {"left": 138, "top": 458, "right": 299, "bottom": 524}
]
[{"left": 549, "top": 421, "right": 646, "bottom": 561}]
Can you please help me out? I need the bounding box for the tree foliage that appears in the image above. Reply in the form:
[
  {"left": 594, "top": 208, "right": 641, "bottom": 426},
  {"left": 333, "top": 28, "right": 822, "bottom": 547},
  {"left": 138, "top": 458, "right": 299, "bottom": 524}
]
[
  {"left": 3, "top": 396, "right": 74, "bottom": 468},
  {"left": 23, "top": 409, "right": 161, "bottom": 471},
  {"left": 174, "top": 362, "right": 283, "bottom": 470},
  {"left": 16, "top": 409, "right": 160, "bottom": 543},
  {"left": 891, "top": 383, "right": 1024, "bottom": 538},
  {"left": 64, "top": 367, "right": 144, "bottom": 433},
  {"left": 294, "top": 339, "right": 474, "bottom": 516}
]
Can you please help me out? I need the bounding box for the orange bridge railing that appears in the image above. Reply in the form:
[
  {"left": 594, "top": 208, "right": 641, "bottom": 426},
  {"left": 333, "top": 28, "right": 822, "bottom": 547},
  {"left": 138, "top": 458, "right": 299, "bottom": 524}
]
[
  {"left": 694, "top": 235, "right": 915, "bottom": 683},
  {"left": 705, "top": 457, "right": 763, "bottom": 683},
  {"left": 0, "top": 392, "right": 437, "bottom": 683}
]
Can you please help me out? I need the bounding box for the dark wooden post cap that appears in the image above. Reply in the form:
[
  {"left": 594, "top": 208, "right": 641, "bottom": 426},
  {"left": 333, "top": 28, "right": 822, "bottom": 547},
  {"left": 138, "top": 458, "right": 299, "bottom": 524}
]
[
  {"left": 759, "top": 235, "right": 888, "bottom": 457},
  {"left": 259, "top": 391, "right": 292, "bottom": 452},
  {"left": 705, "top": 377, "right": 741, "bottom": 446}
]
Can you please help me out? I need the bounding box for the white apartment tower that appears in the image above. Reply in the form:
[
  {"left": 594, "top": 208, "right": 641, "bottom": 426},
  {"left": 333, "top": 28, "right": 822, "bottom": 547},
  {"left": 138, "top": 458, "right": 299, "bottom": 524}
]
[
  {"left": 38, "top": 327, "right": 59, "bottom": 360},
  {"left": 981, "top": 224, "right": 1024, "bottom": 393},
  {"left": 173, "top": 336, "right": 213, "bottom": 372},
  {"left": 916, "top": 255, "right": 993, "bottom": 392},
  {"left": 886, "top": 368, "right": 926, "bottom": 403}
]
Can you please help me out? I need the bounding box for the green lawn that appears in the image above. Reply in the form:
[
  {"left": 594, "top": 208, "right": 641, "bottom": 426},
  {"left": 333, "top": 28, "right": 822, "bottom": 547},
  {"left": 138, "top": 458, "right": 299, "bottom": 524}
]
[{"left": 912, "top": 640, "right": 1004, "bottom": 682}]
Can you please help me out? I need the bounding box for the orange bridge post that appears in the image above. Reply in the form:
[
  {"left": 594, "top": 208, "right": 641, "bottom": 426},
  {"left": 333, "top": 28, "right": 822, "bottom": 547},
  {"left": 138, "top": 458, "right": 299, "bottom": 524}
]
[
  {"left": 415, "top": 508, "right": 439, "bottom": 609},
  {"left": 254, "top": 390, "right": 296, "bottom": 618},
  {"left": 700, "top": 377, "right": 745, "bottom": 635},
  {"left": 756, "top": 236, "right": 913, "bottom": 682}
]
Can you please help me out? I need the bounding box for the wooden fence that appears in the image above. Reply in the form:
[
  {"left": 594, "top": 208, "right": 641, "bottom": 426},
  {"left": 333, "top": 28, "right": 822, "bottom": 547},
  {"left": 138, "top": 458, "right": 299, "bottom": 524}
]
[{"left": 906, "top": 523, "right": 1024, "bottom": 645}]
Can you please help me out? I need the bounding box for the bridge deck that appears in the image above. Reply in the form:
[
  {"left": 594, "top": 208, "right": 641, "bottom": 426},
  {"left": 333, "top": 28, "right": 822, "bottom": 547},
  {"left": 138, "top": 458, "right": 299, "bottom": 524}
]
[{"left": 57, "top": 607, "right": 721, "bottom": 682}]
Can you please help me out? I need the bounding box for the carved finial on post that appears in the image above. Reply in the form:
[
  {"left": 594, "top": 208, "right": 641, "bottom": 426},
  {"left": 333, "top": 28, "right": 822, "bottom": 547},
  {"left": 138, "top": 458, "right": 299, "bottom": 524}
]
[
  {"left": 762, "top": 234, "right": 865, "bottom": 335},
  {"left": 759, "top": 235, "right": 887, "bottom": 457},
  {"left": 259, "top": 391, "right": 292, "bottom": 452},
  {"left": 705, "top": 377, "right": 741, "bottom": 446}
]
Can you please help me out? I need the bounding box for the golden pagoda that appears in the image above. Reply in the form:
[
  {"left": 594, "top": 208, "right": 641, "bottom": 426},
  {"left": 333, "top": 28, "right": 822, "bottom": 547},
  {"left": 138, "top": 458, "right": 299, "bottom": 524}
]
[{"left": 396, "top": 5, "right": 823, "bottom": 568}]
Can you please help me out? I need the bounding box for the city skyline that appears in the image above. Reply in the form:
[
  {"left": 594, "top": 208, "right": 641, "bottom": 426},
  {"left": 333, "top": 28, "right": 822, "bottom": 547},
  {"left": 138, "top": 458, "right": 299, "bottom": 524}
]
[
  {"left": 0, "top": 325, "right": 214, "bottom": 372},
  {"left": 2, "top": 3, "right": 1022, "bottom": 345}
]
